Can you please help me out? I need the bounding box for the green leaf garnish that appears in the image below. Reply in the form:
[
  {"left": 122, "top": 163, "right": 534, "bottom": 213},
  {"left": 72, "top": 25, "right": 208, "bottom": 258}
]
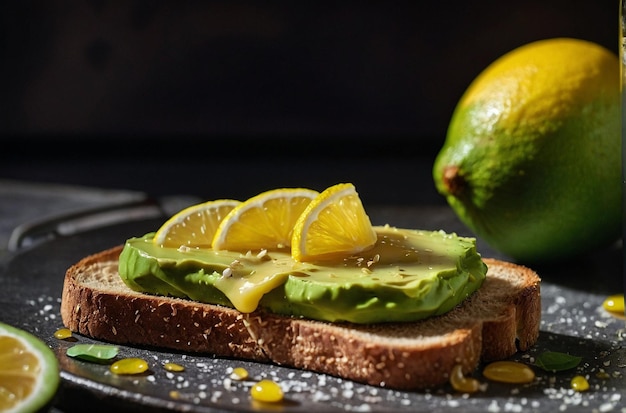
[
  {"left": 67, "top": 344, "right": 119, "bottom": 363},
  {"left": 535, "top": 351, "right": 582, "bottom": 372}
]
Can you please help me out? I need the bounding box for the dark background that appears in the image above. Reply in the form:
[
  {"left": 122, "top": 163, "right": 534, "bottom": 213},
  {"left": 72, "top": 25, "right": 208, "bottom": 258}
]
[{"left": 0, "top": 0, "right": 618, "bottom": 205}]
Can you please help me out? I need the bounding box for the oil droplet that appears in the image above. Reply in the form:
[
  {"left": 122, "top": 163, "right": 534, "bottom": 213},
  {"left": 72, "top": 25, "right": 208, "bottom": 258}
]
[
  {"left": 571, "top": 375, "right": 589, "bottom": 392},
  {"left": 110, "top": 358, "right": 149, "bottom": 375},
  {"left": 449, "top": 365, "right": 480, "bottom": 393},
  {"left": 169, "top": 390, "right": 181, "bottom": 399},
  {"left": 164, "top": 362, "right": 185, "bottom": 372},
  {"left": 230, "top": 367, "right": 249, "bottom": 380},
  {"left": 602, "top": 294, "right": 625, "bottom": 317},
  {"left": 54, "top": 328, "right": 73, "bottom": 340},
  {"left": 482, "top": 361, "right": 535, "bottom": 384},
  {"left": 250, "top": 379, "right": 283, "bottom": 403}
]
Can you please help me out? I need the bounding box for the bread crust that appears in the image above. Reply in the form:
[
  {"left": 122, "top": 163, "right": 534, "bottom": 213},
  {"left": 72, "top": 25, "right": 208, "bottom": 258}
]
[{"left": 61, "top": 246, "right": 541, "bottom": 391}]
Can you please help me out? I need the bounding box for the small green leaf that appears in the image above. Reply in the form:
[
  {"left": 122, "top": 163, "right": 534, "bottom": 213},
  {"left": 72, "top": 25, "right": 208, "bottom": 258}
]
[
  {"left": 535, "top": 351, "right": 582, "bottom": 372},
  {"left": 67, "top": 344, "right": 119, "bottom": 363}
]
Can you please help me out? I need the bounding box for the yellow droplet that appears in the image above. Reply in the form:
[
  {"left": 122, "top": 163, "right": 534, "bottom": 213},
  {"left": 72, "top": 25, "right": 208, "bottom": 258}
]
[
  {"left": 483, "top": 361, "right": 535, "bottom": 384},
  {"left": 53, "top": 328, "right": 73, "bottom": 340},
  {"left": 602, "top": 294, "right": 625, "bottom": 316},
  {"left": 230, "top": 367, "right": 249, "bottom": 380},
  {"left": 449, "top": 364, "right": 480, "bottom": 393},
  {"left": 571, "top": 375, "right": 589, "bottom": 392},
  {"left": 250, "top": 379, "right": 283, "bottom": 403},
  {"left": 164, "top": 362, "right": 185, "bottom": 372},
  {"left": 169, "top": 390, "right": 181, "bottom": 399},
  {"left": 110, "top": 358, "right": 149, "bottom": 375}
]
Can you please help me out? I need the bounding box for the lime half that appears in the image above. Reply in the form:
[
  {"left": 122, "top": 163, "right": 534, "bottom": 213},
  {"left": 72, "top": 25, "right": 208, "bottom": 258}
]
[{"left": 0, "top": 322, "right": 60, "bottom": 412}]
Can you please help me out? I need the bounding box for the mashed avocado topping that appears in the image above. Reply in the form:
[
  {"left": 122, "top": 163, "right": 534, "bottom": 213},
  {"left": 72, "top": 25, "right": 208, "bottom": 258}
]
[{"left": 118, "top": 225, "right": 487, "bottom": 324}]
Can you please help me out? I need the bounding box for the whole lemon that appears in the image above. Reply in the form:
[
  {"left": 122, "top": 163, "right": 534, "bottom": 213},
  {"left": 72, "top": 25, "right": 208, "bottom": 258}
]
[{"left": 432, "top": 38, "right": 621, "bottom": 264}]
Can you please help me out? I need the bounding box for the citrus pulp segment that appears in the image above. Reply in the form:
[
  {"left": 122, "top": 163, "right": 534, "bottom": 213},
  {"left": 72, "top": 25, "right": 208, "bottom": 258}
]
[
  {"left": 153, "top": 199, "right": 241, "bottom": 248},
  {"left": 212, "top": 188, "right": 319, "bottom": 251},
  {"left": 0, "top": 322, "right": 59, "bottom": 413},
  {"left": 291, "top": 183, "right": 377, "bottom": 262}
]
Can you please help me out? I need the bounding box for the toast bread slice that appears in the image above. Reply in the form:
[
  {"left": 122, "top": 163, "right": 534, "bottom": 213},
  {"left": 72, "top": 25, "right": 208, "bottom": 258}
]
[{"left": 60, "top": 246, "right": 541, "bottom": 390}]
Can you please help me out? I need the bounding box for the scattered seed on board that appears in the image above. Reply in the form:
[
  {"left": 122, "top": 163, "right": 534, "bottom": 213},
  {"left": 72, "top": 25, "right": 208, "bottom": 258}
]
[
  {"left": 449, "top": 365, "right": 480, "bottom": 393},
  {"left": 482, "top": 361, "right": 535, "bottom": 384}
]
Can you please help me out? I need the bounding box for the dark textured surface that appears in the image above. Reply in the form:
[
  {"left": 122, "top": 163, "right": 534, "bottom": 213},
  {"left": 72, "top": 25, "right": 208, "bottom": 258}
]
[
  {"left": 0, "top": 181, "right": 624, "bottom": 412},
  {"left": 1, "top": 1, "right": 615, "bottom": 138},
  {"left": 0, "top": 1, "right": 617, "bottom": 208}
]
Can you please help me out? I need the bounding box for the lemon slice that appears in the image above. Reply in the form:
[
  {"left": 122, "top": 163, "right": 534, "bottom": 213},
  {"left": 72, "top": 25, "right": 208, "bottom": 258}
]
[
  {"left": 0, "top": 322, "right": 60, "bottom": 413},
  {"left": 212, "top": 188, "right": 319, "bottom": 251},
  {"left": 154, "top": 199, "right": 241, "bottom": 248},
  {"left": 291, "top": 183, "right": 377, "bottom": 262}
]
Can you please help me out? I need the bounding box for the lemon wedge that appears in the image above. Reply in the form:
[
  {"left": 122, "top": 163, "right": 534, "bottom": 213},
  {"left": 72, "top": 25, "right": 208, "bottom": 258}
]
[
  {"left": 291, "top": 183, "right": 377, "bottom": 262},
  {"left": 0, "top": 322, "right": 60, "bottom": 413},
  {"left": 154, "top": 199, "right": 241, "bottom": 248},
  {"left": 212, "top": 188, "right": 319, "bottom": 251}
]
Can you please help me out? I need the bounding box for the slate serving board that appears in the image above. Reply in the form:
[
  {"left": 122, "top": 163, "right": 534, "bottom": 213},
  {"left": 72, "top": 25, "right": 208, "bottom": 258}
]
[{"left": 1, "top": 201, "right": 625, "bottom": 412}]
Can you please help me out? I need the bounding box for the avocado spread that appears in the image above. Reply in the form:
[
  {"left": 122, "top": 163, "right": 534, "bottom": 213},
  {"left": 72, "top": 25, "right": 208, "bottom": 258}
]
[{"left": 118, "top": 225, "right": 487, "bottom": 324}]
